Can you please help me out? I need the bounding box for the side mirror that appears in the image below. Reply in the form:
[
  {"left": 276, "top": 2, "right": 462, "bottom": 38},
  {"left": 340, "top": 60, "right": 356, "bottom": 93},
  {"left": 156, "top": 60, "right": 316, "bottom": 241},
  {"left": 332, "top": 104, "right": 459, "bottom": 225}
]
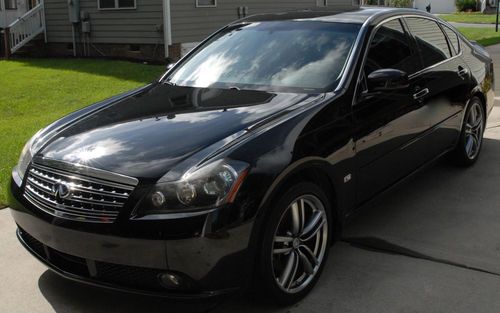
[{"left": 367, "top": 69, "right": 409, "bottom": 92}]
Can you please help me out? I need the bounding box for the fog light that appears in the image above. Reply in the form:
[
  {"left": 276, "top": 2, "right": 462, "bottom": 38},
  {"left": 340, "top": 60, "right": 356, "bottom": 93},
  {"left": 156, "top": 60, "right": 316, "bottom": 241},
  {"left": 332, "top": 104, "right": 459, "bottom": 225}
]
[{"left": 158, "top": 273, "right": 182, "bottom": 289}]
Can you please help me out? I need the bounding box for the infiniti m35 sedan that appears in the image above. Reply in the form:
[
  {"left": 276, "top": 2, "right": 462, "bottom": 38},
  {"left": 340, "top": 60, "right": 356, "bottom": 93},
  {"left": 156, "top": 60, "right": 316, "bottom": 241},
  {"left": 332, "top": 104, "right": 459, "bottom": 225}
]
[{"left": 9, "top": 8, "right": 494, "bottom": 304}]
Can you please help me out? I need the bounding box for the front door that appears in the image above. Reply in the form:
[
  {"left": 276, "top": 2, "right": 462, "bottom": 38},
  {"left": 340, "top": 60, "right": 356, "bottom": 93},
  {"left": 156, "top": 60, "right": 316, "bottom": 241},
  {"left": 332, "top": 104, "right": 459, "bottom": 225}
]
[{"left": 354, "top": 18, "right": 431, "bottom": 204}]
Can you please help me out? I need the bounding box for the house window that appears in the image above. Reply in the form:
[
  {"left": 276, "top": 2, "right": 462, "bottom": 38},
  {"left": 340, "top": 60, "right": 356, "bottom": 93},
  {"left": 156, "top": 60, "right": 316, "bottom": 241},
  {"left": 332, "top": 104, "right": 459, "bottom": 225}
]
[
  {"left": 98, "top": 0, "right": 135, "bottom": 10},
  {"left": 196, "top": 0, "right": 216, "bottom": 7},
  {"left": 5, "top": 0, "right": 17, "bottom": 10}
]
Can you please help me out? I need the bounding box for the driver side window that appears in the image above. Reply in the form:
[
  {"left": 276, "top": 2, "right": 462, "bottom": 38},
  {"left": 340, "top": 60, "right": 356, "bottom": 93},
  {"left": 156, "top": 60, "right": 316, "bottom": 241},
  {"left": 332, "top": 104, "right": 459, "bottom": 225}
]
[{"left": 365, "top": 19, "right": 416, "bottom": 78}]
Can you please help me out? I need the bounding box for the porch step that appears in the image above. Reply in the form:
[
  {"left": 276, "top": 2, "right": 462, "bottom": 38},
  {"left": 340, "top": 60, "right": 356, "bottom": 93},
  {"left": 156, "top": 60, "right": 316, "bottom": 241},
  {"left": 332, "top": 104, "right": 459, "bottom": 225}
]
[{"left": 10, "top": 33, "right": 47, "bottom": 57}]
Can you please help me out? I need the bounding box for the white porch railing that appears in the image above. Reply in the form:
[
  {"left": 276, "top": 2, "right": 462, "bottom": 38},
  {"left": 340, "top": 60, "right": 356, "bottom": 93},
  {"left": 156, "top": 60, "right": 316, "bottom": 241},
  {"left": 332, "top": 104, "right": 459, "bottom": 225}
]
[{"left": 6, "top": 1, "right": 46, "bottom": 55}]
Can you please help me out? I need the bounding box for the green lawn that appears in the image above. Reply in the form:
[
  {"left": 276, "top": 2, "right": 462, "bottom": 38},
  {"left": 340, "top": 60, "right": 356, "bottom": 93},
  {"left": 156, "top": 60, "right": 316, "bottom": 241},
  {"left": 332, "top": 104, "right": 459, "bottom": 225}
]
[
  {"left": 0, "top": 59, "right": 164, "bottom": 207},
  {"left": 458, "top": 27, "right": 500, "bottom": 46},
  {"left": 440, "top": 12, "right": 497, "bottom": 24}
]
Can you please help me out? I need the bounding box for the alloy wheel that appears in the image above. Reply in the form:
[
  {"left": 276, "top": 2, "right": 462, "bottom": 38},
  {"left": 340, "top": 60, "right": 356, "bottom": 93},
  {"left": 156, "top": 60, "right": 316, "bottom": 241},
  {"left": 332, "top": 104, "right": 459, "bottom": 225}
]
[
  {"left": 271, "top": 194, "right": 329, "bottom": 294},
  {"left": 464, "top": 102, "right": 484, "bottom": 160}
]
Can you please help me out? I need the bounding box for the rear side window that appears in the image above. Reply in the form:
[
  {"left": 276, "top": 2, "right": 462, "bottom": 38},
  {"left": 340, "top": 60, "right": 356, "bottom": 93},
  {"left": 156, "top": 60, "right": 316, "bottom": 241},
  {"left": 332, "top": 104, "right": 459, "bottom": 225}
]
[
  {"left": 405, "top": 17, "right": 452, "bottom": 69},
  {"left": 442, "top": 25, "right": 460, "bottom": 55},
  {"left": 365, "top": 19, "right": 417, "bottom": 75}
]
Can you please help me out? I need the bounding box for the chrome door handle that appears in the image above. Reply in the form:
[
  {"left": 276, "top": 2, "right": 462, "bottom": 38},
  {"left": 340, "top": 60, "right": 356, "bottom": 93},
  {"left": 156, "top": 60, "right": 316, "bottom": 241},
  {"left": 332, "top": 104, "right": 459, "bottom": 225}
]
[
  {"left": 458, "top": 67, "right": 469, "bottom": 78},
  {"left": 413, "top": 88, "right": 429, "bottom": 100}
]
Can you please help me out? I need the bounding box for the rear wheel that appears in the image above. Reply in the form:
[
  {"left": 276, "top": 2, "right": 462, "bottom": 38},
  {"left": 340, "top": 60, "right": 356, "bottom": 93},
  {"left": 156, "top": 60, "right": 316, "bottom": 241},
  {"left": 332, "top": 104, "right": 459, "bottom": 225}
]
[
  {"left": 449, "top": 97, "right": 486, "bottom": 166},
  {"left": 258, "top": 182, "right": 332, "bottom": 305}
]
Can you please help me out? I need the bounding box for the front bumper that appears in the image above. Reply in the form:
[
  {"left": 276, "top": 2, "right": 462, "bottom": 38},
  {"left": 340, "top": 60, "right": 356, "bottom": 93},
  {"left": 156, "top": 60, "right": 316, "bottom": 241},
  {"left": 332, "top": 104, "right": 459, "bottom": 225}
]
[{"left": 9, "top": 175, "right": 255, "bottom": 298}]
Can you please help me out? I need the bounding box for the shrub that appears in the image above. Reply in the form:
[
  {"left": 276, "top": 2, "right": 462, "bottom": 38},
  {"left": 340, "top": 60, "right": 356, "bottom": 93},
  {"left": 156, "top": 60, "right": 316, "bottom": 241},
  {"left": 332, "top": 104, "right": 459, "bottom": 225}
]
[
  {"left": 456, "top": 0, "right": 477, "bottom": 11},
  {"left": 391, "top": 0, "right": 412, "bottom": 7}
]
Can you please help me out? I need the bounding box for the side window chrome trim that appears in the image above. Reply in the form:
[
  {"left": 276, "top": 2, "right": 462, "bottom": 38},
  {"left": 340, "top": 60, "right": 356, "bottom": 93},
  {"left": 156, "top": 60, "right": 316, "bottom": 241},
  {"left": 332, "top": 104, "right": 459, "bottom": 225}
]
[
  {"left": 405, "top": 21, "right": 465, "bottom": 80},
  {"left": 352, "top": 15, "right": 413, "bottom": 106},
  {"left": 439, "top": 22, "right": 462, "bottom": 54},
  {"left": 352, "top": 13, "right": 464, "bottom": 107},
  {"left": 335, "top": 13, "right": 378, "bottom": 93},
  {"left": 408, "top": 49, "right": 463, "bottom": 80},
  {"left": 404, "top": 16, "right": 463, "bottom": 78},
  {"left": 437, "top": 19, "right": 479, "bottom": 55}
]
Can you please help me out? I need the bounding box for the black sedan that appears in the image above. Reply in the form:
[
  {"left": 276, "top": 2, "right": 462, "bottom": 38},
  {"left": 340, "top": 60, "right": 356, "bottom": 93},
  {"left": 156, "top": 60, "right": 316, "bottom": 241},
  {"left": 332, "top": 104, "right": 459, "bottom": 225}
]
[{"left": 9, "top": 8, "right": 494, "bottom": 305}]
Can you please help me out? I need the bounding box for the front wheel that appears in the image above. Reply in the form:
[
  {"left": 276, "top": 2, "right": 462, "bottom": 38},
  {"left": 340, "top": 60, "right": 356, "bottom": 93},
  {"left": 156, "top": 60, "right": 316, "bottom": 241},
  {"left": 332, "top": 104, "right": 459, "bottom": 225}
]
[
  {"left": 257, "top": 182, "right": 332, "bottom": 305},
  {"left": 449, "top": 97, "right": 486, "bottom": 166}
]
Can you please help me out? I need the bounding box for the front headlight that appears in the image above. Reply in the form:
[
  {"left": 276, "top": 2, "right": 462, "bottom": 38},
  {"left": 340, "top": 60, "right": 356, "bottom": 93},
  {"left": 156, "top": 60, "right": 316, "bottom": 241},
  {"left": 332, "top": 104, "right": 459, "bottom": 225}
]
[
  {"left": 16, "top": 132, "right": 40, "bottom": 180},
  {"left": 137, "top": 159, "right": 249, "bottom": 215}
]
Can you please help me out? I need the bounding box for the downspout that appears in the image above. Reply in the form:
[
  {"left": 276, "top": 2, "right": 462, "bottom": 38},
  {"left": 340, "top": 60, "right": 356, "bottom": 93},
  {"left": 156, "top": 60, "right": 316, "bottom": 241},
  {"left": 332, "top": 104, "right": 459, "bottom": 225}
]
[
  {"left": 72, "top": 23, "right": 77, "bottom": 56},
  {"left": 1, "top": 0, "right": 6, "bottom": 28},
  {"left": 41, "top": 0, "right": 47, "bottom": 42},
  {"left": 2, "top": 0, "right": 8, "bottom": 57},
  {"left": 162, "top": 0, "right": 172, "bottom": 59}
]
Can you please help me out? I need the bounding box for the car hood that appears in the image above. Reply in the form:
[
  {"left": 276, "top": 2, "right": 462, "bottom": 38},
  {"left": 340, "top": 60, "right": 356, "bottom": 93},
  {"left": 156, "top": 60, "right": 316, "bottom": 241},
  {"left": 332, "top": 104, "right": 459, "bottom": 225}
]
[{"left": 39, "top": 83, "right": 322, "bottom": 179}]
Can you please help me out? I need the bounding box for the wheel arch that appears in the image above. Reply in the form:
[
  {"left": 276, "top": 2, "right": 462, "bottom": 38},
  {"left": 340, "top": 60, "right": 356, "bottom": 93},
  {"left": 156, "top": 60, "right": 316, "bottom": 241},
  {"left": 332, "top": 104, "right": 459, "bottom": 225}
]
[
  {"left": 460, "top": 89, "right": 487, "bottom": 128},
  {"left": 256, "top": 157, "right": 342, "bottom": 242},
  {"left": 470, "top": 88, "right": 487, "bottom": 119}
]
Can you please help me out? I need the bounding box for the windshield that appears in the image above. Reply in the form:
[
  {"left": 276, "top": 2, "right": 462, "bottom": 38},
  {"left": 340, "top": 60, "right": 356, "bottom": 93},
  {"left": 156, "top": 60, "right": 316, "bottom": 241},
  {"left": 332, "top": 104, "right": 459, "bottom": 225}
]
[{"left": 165, "top": 21, "right": 361, "bottom": 93}]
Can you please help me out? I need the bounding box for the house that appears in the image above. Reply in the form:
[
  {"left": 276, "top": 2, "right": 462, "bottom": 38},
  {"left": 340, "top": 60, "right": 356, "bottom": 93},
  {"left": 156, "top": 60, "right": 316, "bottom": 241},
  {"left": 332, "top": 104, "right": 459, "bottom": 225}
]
[
  {"left": 2, "top": 0, "right": 360, "bottom": 61},
  {"left": 361, "top": 0, "right": 456, "bottom": 13},
  {"left": 413, "top": 0, "right": 456, "bottom": 13},
  {"left": 480, "top": 0, "right": 498, "bottom": 13},
  {"left": 413, "top": 0, "right": 499, "bottom": 14},
  {"left": 1, "top": 0, "right": 36, "bottom": 28}
]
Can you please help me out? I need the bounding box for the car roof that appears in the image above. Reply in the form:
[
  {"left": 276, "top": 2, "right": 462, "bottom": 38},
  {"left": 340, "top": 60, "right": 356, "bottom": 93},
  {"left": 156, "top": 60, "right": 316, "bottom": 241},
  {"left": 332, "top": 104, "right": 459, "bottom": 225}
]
[{"left": 238, "top": 7, "right": 437, "bottom": 26}]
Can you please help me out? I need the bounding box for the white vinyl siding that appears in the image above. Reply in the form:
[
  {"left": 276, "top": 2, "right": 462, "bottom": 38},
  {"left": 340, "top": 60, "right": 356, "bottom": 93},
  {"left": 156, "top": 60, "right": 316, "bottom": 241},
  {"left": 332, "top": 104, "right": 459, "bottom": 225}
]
[
  {"left": 44, "top": 0, "right": 358, "bottom": 45},
  {"left": 170, "top": 0, "right": 357, "bottom": 43},
  {"left": 45, "top": 0, "right": 163, "bottom": 44}
]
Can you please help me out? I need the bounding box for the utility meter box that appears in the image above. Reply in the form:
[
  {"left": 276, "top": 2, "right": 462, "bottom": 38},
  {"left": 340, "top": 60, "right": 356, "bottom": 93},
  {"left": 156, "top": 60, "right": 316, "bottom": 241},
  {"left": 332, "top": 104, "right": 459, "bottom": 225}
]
[
  {"left": 68, "top": 0, "right": 80, "bottom": 23},
  {"left": 81, "top": 21, "right": 91, "bottom": 33}
]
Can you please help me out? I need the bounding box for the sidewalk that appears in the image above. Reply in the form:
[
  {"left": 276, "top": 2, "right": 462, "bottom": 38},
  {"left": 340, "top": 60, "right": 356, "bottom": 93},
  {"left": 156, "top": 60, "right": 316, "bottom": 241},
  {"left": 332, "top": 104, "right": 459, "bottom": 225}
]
[{"left": 449, "top": 21, "right": 496, "bottom": 28}]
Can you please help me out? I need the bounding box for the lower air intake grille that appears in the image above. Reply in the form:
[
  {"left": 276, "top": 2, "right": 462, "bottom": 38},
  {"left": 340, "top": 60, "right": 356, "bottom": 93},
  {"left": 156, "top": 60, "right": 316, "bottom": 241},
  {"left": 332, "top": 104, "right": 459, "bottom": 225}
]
[{"left": 96, "top": 262, "right": 164, "bottom": 291}]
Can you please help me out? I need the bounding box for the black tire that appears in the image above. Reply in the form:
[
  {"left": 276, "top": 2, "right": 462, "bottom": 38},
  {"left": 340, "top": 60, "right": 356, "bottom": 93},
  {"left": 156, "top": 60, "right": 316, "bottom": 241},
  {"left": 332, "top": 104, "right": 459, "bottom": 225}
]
[
  {"left": 257, "top": 182, "right": 332, "bottom": 306},
  {"left": 449, "top": 97, "right": 486, "bottom": 167}
]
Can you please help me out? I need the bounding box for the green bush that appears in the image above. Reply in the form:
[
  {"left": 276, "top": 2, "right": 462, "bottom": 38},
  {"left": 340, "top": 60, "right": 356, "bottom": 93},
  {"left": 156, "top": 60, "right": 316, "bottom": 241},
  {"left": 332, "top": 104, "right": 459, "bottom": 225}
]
[
  {"left": 391, "top": 0, "right": 412, "bottom": 7},
  {"left": 456, "top": 0, "right": 477, "bottom": 11}
]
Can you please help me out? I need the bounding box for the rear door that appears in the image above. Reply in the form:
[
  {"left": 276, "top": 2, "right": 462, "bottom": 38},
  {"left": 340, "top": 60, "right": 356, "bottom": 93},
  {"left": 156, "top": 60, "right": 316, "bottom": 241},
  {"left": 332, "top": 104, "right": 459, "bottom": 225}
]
[{"left": 403, "top": 17, "right": 470, "bottom": 159}]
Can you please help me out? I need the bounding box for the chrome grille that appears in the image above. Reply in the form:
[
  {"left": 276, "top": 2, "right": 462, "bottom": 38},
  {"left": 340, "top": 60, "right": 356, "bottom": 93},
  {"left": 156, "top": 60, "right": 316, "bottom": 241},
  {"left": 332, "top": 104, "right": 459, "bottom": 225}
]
[{"left": 24, "top": 163, "right": 136, "bottom": 223}]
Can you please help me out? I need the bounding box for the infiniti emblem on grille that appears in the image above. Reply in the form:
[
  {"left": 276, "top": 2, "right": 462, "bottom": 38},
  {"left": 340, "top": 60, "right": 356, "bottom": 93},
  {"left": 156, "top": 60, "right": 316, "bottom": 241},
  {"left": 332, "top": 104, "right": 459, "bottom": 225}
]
[{"left": 53, "top": 182, "right": 71, "bottom": 200}]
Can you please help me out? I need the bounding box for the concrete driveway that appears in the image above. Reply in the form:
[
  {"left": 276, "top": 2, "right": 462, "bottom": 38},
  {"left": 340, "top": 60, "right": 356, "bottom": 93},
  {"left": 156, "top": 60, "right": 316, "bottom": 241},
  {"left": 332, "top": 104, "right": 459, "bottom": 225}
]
[{"left": 2, "top": 48, "right": 500, "bottom": 313}]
